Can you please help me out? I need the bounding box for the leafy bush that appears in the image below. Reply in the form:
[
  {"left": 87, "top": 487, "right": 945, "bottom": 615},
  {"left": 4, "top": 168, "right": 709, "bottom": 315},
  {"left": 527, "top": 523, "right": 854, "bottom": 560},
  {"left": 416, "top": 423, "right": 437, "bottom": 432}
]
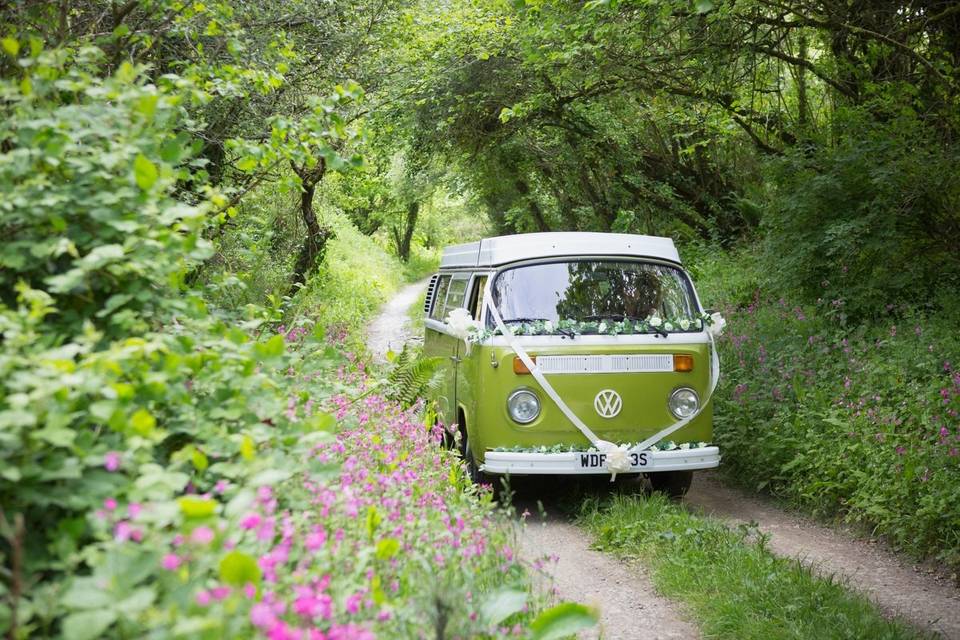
[
  {"left": 698, "top": 254, "right": 960, "bottom": 570},
  {"left": 0, "top": 43, "right": 576, "bottom": 639},
  {"left": 760, "top": 115, "right": 960, "bottom": 319},
  {"left": 0, "top": 49, "right": 211, "bottom": 339}
]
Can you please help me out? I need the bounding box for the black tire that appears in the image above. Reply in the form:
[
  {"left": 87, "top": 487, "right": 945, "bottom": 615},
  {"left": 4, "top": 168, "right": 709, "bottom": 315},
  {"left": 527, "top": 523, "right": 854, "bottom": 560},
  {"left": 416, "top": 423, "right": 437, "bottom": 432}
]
[
  {"left": 461, "top": 432, "right": 484, "bottom": 485},
  {"left": 648, "top": 471, "right": 693, "bottom": 499},
  {"left": 438, "top": 421, "right": 456, "bottom": 450}
]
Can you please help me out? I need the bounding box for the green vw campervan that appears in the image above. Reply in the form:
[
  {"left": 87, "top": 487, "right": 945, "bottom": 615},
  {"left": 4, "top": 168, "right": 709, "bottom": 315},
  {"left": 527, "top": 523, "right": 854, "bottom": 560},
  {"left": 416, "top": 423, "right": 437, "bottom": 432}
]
[{"left": 423, "top": 232, "right": 720, "bottom": 496}]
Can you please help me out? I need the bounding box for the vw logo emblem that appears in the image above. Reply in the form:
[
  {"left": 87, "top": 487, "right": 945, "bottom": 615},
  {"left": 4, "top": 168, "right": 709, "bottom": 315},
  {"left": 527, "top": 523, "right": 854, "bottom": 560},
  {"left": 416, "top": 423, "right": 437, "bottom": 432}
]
[{"left": 594, "top": 389, "right": 622, "bottom": 418}]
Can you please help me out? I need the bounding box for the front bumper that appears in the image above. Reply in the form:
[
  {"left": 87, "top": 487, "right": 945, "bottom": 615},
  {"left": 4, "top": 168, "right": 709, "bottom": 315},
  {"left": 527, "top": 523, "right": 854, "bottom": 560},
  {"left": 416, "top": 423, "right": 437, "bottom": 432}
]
[{"left": 481, "top": 446, "right": 721, "bottom": 475}]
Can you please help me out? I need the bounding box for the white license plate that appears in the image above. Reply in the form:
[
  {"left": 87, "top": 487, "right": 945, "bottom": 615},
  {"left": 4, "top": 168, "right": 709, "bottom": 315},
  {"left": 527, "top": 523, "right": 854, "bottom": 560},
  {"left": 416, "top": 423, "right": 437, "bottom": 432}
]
[{"left": 577, "top": 451, "right": 650, "bottom": 470}]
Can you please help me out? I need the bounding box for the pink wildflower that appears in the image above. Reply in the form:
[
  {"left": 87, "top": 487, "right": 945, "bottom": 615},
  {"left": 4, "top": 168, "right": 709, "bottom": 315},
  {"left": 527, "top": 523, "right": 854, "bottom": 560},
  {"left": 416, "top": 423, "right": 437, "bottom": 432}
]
[
  {"left": 250, "top": 602, "right": 275, "bottom": 628},
  {"left": 104, "top": 451, "right": 122, "bottom": 471},
  {"left": 162, "top": 553, "right": 182, "bottom": 571},
  {"left": 240, "top": 512, "right": 262, "bottom": 530},
  {"left": 191, "top": 526, "right": 215, "bottom": 545}
]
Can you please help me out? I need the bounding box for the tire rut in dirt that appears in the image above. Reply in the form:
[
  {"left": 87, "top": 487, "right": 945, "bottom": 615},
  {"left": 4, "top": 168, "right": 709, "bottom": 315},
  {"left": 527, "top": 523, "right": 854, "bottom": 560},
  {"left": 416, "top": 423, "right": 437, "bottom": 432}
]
[{"left": 513, "top": 477, "right": 700, "bottom": 640}]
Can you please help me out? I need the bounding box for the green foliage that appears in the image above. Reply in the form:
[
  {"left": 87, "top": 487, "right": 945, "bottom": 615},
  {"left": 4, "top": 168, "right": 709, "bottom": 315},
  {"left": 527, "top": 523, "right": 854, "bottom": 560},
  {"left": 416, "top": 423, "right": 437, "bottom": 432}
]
[
  {"left": 0, "top": 50, "right": 212, "bottom": 339},
  {"left": 0, "top": 15, "right": 557, "bottom": 639},
  {"left": 695, "top": 250, "right": 960, "bottom": 572},
  {"left": 762, "top": 117, "right": 960, "bottom": 318},
  {"left": 579, "top": 493, "right": 927, "bottom": 640},
  {"left": 289, "top": 217, "right": 404, "bottom": 346},
  {"left": 384, "top": 344, "right": 443, "bottom": 408}
]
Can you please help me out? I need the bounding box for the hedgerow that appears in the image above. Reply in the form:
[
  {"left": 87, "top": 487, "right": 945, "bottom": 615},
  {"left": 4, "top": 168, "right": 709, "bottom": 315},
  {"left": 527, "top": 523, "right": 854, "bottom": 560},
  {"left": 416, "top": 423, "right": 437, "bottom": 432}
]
[
  {"left": 694, "top": 249, "right": 960, "bottom": 572},
  {"left": 0, "top": 44, "right": 588, "bottom": 639}
]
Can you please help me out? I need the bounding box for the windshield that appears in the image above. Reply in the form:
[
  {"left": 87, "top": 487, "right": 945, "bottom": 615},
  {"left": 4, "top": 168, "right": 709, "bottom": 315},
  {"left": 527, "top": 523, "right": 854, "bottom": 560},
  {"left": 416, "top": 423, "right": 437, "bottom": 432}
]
[{"left": 489, "top": 260, "right": 701, "bottom": 334}]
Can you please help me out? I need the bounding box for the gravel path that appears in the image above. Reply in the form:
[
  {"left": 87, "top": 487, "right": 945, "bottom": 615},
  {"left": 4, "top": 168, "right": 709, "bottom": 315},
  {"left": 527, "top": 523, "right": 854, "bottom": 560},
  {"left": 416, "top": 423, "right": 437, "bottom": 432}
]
[
  {"left": 365, "top": 278, "right": 429, "bottom": 363},
  {"left": 686, "top": 472, "right": 960, "bottom": 638},
  {"left": 518, "top": 505, "right": 700, "bottom": 640}
]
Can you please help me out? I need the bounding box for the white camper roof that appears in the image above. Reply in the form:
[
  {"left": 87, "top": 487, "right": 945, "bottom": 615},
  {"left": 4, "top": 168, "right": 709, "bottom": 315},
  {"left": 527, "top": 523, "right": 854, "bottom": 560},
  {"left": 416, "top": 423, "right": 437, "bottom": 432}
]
[{"left": 439, "top": 232, "right": 681, "bottom": 269}]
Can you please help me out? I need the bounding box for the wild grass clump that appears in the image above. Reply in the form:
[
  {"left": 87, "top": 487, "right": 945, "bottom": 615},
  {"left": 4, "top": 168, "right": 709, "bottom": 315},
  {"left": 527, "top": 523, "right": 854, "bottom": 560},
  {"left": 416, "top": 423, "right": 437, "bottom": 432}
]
[{"left": 579, "top": 494, "right": 929, "bottom": 640}]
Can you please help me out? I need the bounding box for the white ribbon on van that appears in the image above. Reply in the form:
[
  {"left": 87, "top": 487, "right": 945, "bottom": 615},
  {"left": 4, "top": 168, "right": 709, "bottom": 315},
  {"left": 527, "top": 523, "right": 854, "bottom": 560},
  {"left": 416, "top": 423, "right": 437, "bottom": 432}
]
[{"left": 482, "top": 287, "right": 721, "bottom": 480}]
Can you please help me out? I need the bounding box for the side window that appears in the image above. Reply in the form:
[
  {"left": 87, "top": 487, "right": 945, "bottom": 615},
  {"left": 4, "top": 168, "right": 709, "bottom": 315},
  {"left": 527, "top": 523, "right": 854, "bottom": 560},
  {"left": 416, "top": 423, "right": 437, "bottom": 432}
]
[
  {"left": 467, "top": 275, "right": 488, "bottom": 320},
  {"left": 429, "top": 275, "right": 452, "bottom": 321},
  {"left": 444, "top": 276, "right": 469, "bottom": 315}
]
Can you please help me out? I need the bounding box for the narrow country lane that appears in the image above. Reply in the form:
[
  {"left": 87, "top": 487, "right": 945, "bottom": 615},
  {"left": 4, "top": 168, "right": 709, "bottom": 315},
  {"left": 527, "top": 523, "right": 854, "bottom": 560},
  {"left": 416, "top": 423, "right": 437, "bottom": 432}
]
[
  {"left": 515, "top": 492, "right": 701, "bottom": 640},
  {"left": 365, "top": 278, "right": 430, "bottom": 364},
  {"left": 685, "top": 473, "right": 960, "bottom": 639},
  {"left": 368, "top": 283, "right": 960, "bottom": 640}
]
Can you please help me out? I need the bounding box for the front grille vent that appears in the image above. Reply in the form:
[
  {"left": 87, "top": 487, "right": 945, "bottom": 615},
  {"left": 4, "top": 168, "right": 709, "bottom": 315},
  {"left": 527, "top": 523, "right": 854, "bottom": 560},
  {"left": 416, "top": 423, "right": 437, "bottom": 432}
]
[{"left": 536, "top": 354, "right": 673, "bottom": 374}]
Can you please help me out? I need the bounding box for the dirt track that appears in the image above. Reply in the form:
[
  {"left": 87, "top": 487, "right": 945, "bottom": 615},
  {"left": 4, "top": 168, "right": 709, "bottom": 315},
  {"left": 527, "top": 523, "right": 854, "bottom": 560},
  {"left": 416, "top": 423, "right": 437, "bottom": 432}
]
[
  {"left": 685, "top": 473, "right": 960, "bottom": 638},
  {"left": 369, "top": 282, "right": 960, "bottom": 639}
]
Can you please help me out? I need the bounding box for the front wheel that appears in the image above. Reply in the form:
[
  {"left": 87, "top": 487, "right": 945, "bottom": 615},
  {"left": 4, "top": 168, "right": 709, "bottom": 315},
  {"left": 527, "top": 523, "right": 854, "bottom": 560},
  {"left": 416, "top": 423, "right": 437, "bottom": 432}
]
[
  {"left": 648, "top": 471, "right": 693, "bottom": 499},
  {"left": 461, "top": 433, "right": 485, "bottom": 485}
]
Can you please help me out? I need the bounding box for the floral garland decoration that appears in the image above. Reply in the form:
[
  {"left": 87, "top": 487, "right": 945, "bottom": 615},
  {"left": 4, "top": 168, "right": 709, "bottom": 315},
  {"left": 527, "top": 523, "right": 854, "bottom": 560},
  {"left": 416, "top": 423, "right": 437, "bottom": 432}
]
[
  {"left": 469, "top": 312, "right": 724, "bottom": 343},
  {"left": 490, "top": 441, "right": 712, "bottom": 454}
]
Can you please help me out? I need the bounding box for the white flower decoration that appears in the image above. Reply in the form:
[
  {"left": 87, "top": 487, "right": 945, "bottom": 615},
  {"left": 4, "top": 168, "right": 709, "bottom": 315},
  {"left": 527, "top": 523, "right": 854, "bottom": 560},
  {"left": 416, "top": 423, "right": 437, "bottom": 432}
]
[
  {"left": 445, "top": 307, "right": 481, "bottom": 353},
  {"left": 598, "top": 321, "right": 608, "bottom": 333},
  {"left": 679, "top": 442, "right": 690, "bottom": 450},
  {"left": 679, "top": 318, "right": 691, "bottom": 330},
  {"left": 664, "top": 322, "right": 674, "bottom": 332},
  {"left": 544, "top": 320, "right": 554, "bottom": 333},
  {"left": 598, "top": 441, "right": 632, "bottom": 479},
  {"left": 649, "top": 315, "right": 663, "bottom": 327},
  {"left": 706, "top": 312, "right": 726, "bottom": 338}
]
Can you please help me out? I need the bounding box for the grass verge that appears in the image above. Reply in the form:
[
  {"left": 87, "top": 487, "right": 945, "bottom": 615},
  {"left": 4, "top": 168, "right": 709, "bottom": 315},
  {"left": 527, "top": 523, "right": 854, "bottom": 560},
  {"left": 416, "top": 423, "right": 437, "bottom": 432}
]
[{"left": 578, "top": 492, "right": 930, "bottom": 640}]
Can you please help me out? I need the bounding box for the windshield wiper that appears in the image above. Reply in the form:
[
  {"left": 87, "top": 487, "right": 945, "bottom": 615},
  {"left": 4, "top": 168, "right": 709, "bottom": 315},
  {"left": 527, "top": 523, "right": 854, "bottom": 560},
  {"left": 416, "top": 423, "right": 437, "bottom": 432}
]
[{"left": 583, "top": 313, "right": 641, "bottom": 322}]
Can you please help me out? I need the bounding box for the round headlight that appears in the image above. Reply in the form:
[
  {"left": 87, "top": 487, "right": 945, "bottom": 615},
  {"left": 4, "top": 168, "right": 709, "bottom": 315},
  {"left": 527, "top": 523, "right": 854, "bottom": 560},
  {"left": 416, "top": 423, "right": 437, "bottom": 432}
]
[
  {"left": 668, "top": 387, "right": 700, "bottom": 419},
  {"left": 507, "top": 389, "right": 541, "bottom": 424}
]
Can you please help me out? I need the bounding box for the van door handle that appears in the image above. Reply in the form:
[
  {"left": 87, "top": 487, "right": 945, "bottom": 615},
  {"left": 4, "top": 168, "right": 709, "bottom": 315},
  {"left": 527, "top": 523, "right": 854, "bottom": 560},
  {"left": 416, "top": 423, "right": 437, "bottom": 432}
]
[{"left": 450, "top": 355, "right": 462, "bottom": 363}]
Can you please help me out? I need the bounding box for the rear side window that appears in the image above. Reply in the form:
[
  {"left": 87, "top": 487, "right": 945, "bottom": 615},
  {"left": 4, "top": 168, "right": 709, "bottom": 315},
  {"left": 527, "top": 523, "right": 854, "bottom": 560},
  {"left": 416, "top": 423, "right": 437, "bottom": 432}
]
[
  {"left": 467, "top": 275, "right": 488, "bottom": 320},
  {"left": 445, "top": 276, "right": 469, "bottom": 313},
  {"left": 429, "top": 275, "right": 452, "bottom": 321}
]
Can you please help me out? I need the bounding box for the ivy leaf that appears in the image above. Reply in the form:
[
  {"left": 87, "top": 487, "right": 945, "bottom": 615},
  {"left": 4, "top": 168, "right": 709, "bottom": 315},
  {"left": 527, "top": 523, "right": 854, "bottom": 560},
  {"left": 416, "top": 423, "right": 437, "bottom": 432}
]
[
  {"left": 133, "top": 154, "right": 158, "bottom": 190},
  {"left": 1, "top": 37, "right": 19, "bottom": 57},
  {"left": 240, "top": 434, "right": 256, "bottom": 461},
  {"left": 60, "top": 577, "right": 113, "bottom": 610},
  {"left": 236, "top": 156, "right": 258, "bottom": 172},
  {"left": 130, "top": 408, "right": 156, "bottom": 436},
  {"left": 375, "top": 538, "right": 400, "bottom": 560}
]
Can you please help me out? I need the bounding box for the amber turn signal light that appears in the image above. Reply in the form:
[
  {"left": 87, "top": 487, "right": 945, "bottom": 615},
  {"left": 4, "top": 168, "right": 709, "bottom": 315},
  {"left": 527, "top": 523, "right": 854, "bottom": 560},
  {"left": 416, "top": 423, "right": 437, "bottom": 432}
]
[
  {"left": 513, "top": 356, "right": 537, "bottom": 374},
  {"left": 673, "top": 354, "right": 694, "bottom": 372}
]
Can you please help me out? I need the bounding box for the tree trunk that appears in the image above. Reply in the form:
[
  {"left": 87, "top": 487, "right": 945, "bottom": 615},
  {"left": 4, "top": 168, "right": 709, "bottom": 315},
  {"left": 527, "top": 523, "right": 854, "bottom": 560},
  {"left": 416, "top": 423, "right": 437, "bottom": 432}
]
[
  {"left": 289, "top": 159, "right": 333, "bottom": 295},
  {"left": 393, "top": 201, "right": 419, "bottom": 262}
]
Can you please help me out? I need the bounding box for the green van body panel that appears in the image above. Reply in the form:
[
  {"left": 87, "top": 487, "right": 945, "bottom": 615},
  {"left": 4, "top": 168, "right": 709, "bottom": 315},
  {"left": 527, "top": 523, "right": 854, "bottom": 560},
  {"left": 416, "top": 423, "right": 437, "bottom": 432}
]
[{"left": 426, "top": 325, "right": 714, "bottom": 464}]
